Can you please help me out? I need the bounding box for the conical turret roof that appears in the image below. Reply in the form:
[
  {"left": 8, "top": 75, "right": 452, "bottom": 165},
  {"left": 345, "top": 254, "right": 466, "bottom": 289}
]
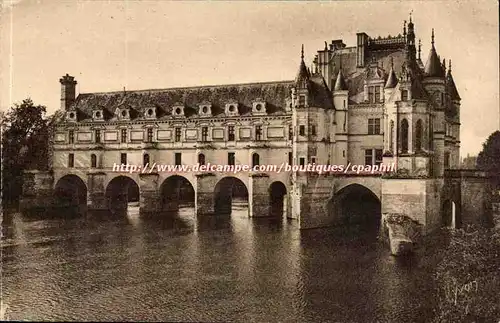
[
  {"left": 424, "top": 29, "right": 445, "bottom": 78},
  {"left": 385, "top": 57, "right": 398, "bottom": 88},
  {"left": 333, "top": 69, "right": 348, "bottom": 91},
  {"left": 446, "top": 61, "right": 461, "bottom": 100}
]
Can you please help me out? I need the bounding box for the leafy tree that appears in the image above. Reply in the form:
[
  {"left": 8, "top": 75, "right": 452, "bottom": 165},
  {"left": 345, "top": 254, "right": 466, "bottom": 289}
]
[
  {"left": 1, "top": 98, "right": 50, "bottom": 207},
  {"left": 477, "top": 131, "right": 500, "bottom": 174}
]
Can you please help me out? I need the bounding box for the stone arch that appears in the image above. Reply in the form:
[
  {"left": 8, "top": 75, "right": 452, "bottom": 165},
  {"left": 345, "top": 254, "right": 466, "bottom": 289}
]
[
  {"left": 160, "top": 175, "right": 195, "bottom": 212},
  {"left": 269, "top": 181, "right": 287, "bottom": 217},
  {"left": 328, "top": 183, "right": 381, "bottom": 229},
  {"left": 105, "top": 175, "right": 140, "bottom": 211},
  {"left": 442, "top": 199, "right": 461, "bottom": 228},
  {"left": 54, "top": 174, "right": 87, "bottom": 212},
  {"left": 214, "top": 176, "right": 249, "bottom": 215}
]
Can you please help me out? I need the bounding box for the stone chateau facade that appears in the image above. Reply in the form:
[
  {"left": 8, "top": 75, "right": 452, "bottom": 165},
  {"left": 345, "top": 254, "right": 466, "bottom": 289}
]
[{"left": 22, "top": 17, "right": 492, "bottom": 237}]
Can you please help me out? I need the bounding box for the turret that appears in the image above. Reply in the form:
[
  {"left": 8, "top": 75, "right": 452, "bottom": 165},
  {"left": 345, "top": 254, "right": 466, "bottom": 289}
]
[{"left": 60, "top": 74, "right": 77, "bottom": 111}]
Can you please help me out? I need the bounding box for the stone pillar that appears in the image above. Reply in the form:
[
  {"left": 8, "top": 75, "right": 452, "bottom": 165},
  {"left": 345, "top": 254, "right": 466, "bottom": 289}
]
[
  {"left": 139, "top": 173, "right": 160, "bottom": 215},
  {"left": 87, "top": 172, "right": 107, "bottom": 211},
  {"left": 249, "top": 174, "right": 270, "bottom": 217},
  {"left": 196, "top": 173, "right": 217, "bottom": 215},
  {"left": 20, "top": 170, "right": 54, "bottom": 210}
]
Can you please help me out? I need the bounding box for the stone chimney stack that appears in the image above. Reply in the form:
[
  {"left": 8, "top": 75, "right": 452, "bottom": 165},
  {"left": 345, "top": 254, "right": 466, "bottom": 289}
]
[{"left": 59, "top": 74, "right": 77, "bottom": 111}]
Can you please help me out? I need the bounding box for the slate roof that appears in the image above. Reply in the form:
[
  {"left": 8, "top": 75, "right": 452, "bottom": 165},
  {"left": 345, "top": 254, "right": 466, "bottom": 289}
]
[{"left": 70, "top": 81, "right": 295, "bottom": 122}]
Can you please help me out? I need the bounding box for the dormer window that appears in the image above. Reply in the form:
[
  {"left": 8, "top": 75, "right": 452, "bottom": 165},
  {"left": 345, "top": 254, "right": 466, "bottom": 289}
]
[
  {"left": 172, "top": 103, "right": 185, "bottom": 117},
  {"left": 116, "top": 108, "right": 130, "bottom": 120},
  {"left": 225, "top": 100, "right": 239, "bottom": 116},
  {"left": 66, "top": 110, "right": 77, "bottom": 122},
  {"left": 93, "top": 109, "right": 104, "bottom": 121},
  {"left": 143, "top": 107, "right": 157, "bottom": 120},
  {"left": 198, "top": 101, "right": 212, "bottom": 117},
  {"left": 367, "top": 85, "right": 381, "bottom": 103},
  {"left": 298, "top": 95, "right": 306, "bottom": 107},
  {"left": 252, "top": 99, "right": 267, "bottom": 115}
]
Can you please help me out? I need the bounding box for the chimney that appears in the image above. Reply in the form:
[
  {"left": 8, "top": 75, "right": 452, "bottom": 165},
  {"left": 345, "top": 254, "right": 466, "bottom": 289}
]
[
  {"left": 356, "top": 32, "right": 369, "bottom": 67},
  {"left": 59, "top": 74, "right": 77, "bottom": 111}
]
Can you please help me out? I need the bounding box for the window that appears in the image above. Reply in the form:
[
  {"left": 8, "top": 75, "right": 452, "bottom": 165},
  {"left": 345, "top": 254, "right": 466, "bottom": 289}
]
[
  {"left": 429, "top": 119, "right": 434, "bottom": 150},
  {"left": 175, "top": 153, "right": 182, "bottom": 166},
  {"left": 198, "top": 153, "right": 205, "bottom": 165},
  {"left": 120, "top": 153, "right": 127, "bottom": 164},
  {"left": 228, "top": 152, "right": 235, "bottom": 166},
  {"left": 228, "top": 126, "right": 235, "bottom": 141},
  {"left": 444, "top": 152, "right": 450, "bottom": 169},
  {"left": 311, "top": 157, "right": 316, "bottom": 164},
  {"left": 121, "top": 129, "right": 127, "bottom": 143},
  {"left": 255, "top": 125, "right": 262, "bottom": 141},
  {"left": 175, "top": 128, "right": 181, "bottom": 142},
  {"left": 375, "top": 149, "right": 383, "bottom": 166},
  {"left": 201, "top": 127, "right": 208, "bottom": 141},
  {"left": 288, "top": 125, "right": 293, "bottom": 140},
  {"left": 252, "top": 153, "right": 260, "bottom": 167},
  {"left": 91, "top": 154, "right": 97, "bottom": 168},
  {"left": 368, "top": 118, "right": 381, "bottom": 135},
  {"left": 68, "top": 130, "right": 74, "bottom": 144},
  {"left": 146, "top": 128, "right": 153, "bottom": 143},
  {"left": 298, "top": 95, "right": 305, "bottom": 107},
  {"left": 364, "top": 149, "right": 373, "bottom": 166},
  {"left": 143, "top": 153, "right": 150, "bottom": 166},
  {"left": 401, "top": 90, "right": 409, "bottom": 101},
  {"left": 68, "top": 153, "right": 74, "bottom": 168},
  {"left": 401, "top": 119, "right": 409, "bottom": 153},
  {"left": 368, "top": 86, "right": 374, "bottom": 103},
  {"left": 343, "top": 150, "right": 345, "bottom": 158},
  {"left": 288, "top": 152, "right": 293, "bottom": 165},
  {"left": 389, "top": 120, "right": 394, "bottom": 152},
  {"left": 311, "top": 125, "right": 317, "bottom": 136},
  {"left": 374, "top": 86, "right": 381, "bottom": 103},
  {"left": 299, "top": 125, "right": 305, "bottom": 136},
  {"left": 95, "top": 129, "right": 101, "bottom": 143},
  {"left": 415, "top": 119, "right": 423, "bottom": 151},
  {"left": 299, "top": 157, "right": 305, "bottom": 166}
]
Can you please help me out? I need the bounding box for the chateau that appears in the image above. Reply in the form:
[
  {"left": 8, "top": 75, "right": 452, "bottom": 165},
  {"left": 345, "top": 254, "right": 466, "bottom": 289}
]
[{"left": 22, "top": 18, "right": 492, "bottom": 238}]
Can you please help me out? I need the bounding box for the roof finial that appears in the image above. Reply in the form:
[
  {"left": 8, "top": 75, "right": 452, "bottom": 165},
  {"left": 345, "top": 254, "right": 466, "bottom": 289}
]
[
  {"left": 431, "top": 28, "right": 435, "bottom": 47},
  {"left": 409, "top": 11, "right": 413, "bottom": 23},
  {"left": 390, "top": 56, "right": 394, "bottom": 69},
  {"left": 449, "top": 59, "right": 452, "bottom": 73},
  {"left": 418, "top": 38, "right": 421, "bottom": 59},
  {"left": 301, "top": 44, "right": 304, "bottom": 60},
  {"left": 403, "top": 20, "right": 407, "bottom": 37}
]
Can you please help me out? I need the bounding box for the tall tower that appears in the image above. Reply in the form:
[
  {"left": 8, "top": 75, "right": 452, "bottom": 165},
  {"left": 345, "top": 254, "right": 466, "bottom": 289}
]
[
  {"left": 60, "top": 74, "right": 77, "bottom": 111},
  {"left": 333, "top": 68, "right": 349, "bottom": 165}
]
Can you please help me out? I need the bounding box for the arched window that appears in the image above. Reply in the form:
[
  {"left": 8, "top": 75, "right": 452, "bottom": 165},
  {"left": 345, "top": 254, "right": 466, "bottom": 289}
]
[
  {"left": 143, "top": 153, "right": 150, "bottom": 166},
  {"left": 389, "top": 120, "right": 394, "bottom": 152},
  {"left": 198, "top": 153, "right": 205, "bottom": 166},
  {"left": 401, "top": 119, "right": 409, "bottom": 153},
  {"left": 415, "top": 119, "right": 423, "bottom": 152},
  {"left": 252, "top": 153, "right": 260, "bottom": 167},
  {"left": 91, "top": 154, "right": 97, "bottom": 168}
]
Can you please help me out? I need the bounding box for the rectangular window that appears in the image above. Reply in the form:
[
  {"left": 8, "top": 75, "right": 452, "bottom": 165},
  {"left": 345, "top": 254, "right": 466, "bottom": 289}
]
[
  {"left": 146, "top": 128, "right": 153, "bottom": 142},
  {"left": 299, "top": 125, "right": 305, "bottom": 136},
  {"left": 175, "top": 128, "right": 181, "bottom": 142},
  {"left": 120, "top": 153, "right": 127, "bottom": 164},
  {"left": 228, "top": 152, "right": 235, "bottom": 166},
  {"left": 121, "top": 129, "right": 127, "bottom": 143},
  {"left": 311, "top": 125, "right": 317, "bottom": 136},
  {"left": 175, "top": 153, "right": 182, "bottom": 166},
  {"left": 299, "top": 157, "right": 305, "bottom": 166},
  {"left": 201, "top": 126, "right": 208, "bottom": 141},
  {"left": 444, "top": 152, "right": 450, "bottom": 169},
  {"left": 401, "top": 90, "right": 408, "bottom": 101},
  {"left": 298, "top": 95, "right": 305, "bottom": 107},
  {"left": 368, "top": 118, "right": 381, "bottom": 135},
  {"left": 288, "top": 152, "right": 293, "bottom": 166},
  {"left": 374, "top": 86, "right": 381, "bottom": 102},
  {"left": 68, "top": 130, "right": 74, "bottom": 144},
  {"left": 95, "top": 129, "right": 101, "bottom": 143},
  {"left": 255, "top": 125, "right": 262, "bottom": 141},
  {"left": 68, "top": 153, "right": 74, "bottom": 168},
  {"left": 375, "top": 149, "right": 383, "bottom": 166},
  {"left": 368, "top": 86, "right": 374, "bottom": 103},
  {"left": 288, "top": 125, "right": 293, "bottom": 140},
  {"left": 364, "top": 149, "right": 373, "bottom": 166},
  {"left": 311, "top": 157, "right": 316, "bottom": 164},
  {"left": 228, "top": 126, "right": 235, "bottom": 141}
]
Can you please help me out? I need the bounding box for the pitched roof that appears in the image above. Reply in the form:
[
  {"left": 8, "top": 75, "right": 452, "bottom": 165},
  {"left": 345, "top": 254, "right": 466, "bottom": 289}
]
[
  {"left": 70, "top": 81, "right": 295, "bottom": 122},
  {"left": 447, "top": 70, "right": 461, "bottom": 100}
]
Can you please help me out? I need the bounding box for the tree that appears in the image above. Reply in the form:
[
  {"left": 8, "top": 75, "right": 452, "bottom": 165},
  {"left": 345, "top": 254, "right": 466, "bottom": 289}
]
[
  {"left": 1, "top": 98, "right": 50, "bottom": 207},
  {"left": 476, "top": 131, "right": 500, "bottom": 174}
]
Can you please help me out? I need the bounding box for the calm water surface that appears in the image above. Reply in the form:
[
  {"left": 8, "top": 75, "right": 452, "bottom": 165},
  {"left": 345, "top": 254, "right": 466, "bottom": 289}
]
[{"left": 1, "top": 206, "right": 444, "bottom": 322}]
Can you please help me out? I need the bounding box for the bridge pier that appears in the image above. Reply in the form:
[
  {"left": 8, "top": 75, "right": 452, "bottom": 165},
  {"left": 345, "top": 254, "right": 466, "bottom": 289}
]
[
  {"left": 196, "top": 173, "right": 217, "bottom": 215},
  {"left": 87, "top": 172, "right": 107, "bottom": 211},
  {"left": 249, "top": 174, "right": 270, "bottom": 217},
  {"left": 20, "top": 170, "right": 54, "bottom": 210},
  {"left": 139, "top": 173, "right": 161, "bottom": 214}
]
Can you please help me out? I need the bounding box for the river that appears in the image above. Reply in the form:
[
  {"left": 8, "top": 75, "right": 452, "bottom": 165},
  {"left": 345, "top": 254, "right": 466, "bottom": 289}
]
[{"left": 1, "top": 206, "right": 444, "bottom": 322}]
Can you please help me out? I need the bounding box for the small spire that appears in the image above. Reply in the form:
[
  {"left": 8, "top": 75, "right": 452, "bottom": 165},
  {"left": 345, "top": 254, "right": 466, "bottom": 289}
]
[
  {"left": 301, "top": 44, "right": 304, "bottom": 60},
  {"left": 418, "top": 39, "right": 421, "bottom": 60},
  {"left": 385, "top": 56, "right": 398, "bottom": 89},
  {"left": 431, "top": 28, "right": 435, "bottom": 47},
  {"left": 403, "top": 20, "right": 407, "bottom": 37},
  {"left": 409, "top": 11, "right": 412, "bottom": 24},
  {"left": 448, "top": 59, "right": 452, "bottom": 73}
]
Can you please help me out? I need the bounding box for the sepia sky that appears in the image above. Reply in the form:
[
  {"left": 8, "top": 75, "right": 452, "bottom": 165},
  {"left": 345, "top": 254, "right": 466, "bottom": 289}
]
[{"left": 0, "top": 0, "right": 498, "bottom": 157}]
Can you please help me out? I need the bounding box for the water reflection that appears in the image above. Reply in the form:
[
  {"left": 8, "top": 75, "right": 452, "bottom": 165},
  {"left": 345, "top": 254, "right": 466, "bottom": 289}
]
[{"left": 1, "top": 205, "right": 441, "bottom": 322}]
